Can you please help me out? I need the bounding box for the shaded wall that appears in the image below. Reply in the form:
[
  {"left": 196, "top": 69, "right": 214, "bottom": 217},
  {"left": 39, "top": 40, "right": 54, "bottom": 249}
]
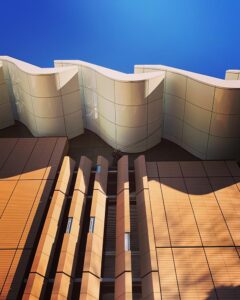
[{"left": 135, "top": 65, "right": 240, "bottom": 160}]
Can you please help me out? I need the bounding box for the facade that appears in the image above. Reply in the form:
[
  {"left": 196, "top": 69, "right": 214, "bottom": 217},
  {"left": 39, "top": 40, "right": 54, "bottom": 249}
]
[
  {"left": 0, "top": 56, "right": 240, "bottom": 159},
  {"left": 0, "top": 139, "right": 240, "bottom": 299},
  {"left": 0, "top": 56, "right": 240, "bottom": 300}
]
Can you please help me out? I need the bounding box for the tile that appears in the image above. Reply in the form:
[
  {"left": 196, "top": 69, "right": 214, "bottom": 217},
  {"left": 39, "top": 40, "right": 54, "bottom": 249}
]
[
  {"left": 0, "top": 250, "right": 15, "bottom": 292},
  {"left": 96, "top": 72, "right": 114, "bottom": 101},
  {"left": 77, "top": 66, "right": 84, "bottom": 86},
  {"left": 83, "top": 88, "right": 98, "bottom": 109},
  {"left": 18, "top": 69, "right": 30, "bottom": 94},
  {"left": 141, "top": 272, "right": 161, "bottom": 299},
  {"left": 21, "top": 90, "right": 34, "bottom": 113},
  {"left": 148, "top": 98, "right": 163, "bottom": 123},
  {"left": 32, "top": 96, "right": 63, "bottom": 118},
  {"left": 52, "top": 273, "right": 71, "bottom": 299},
  {"left": 115, "top": 272, "right": 133, "bottom": 299},
  {"left": 184, "top": 101, "right": 211, "bottom": 133},
  {"left": 80, "top": 272, "right": 100, "bottom": 299},
  {"left": 62, "top": 90, "right": 82, "bottom": 115},
  {"left": 98, "top": 96, "right": 115, "bottom": 123},
  {"left": 147, "top": 128, "right": 162, "bottom": 150},
  {"left": 28, "top": 73, "right": 60, "bottom": 98},
  {"left": 157, "top": 161, "right": 182, "bottom": 177},
  {"left": 182, "top": 123, "right": 208, "bottom": 155},
  {"left": 203, "top": 161, "right": 231, "bottom": 177},
  {"left": 163, "top": 114, "right": 183, "bottom": 143},
  {"left": 213, "top": 88, "right": 240, "bottom": 114},
  {"left": 58, "top": 67, "right": 79, "bottom": 95},
  {"left": 147, "top": 76, "right": 164, "bottom": 102},
  {"left": 180, "top": 161, "right": 206, "bottom": 177},
  {"left": 20, "top": 137, "right": 56, "bottom": 180},
  {"left": 0, "top": 83, "right": 9, "bottom": 105},
  {"left": 99, "top": 115, "right": 116, "bottom": 144},
  {"left": 85, "top": 110, "right": 100, "bottom": 136},
  {"left": 207, "top": 136, "right": 240, "bottom": 160},
  {"left": 116, "top": 125, "right": 147, "bottom": 147},
  {"left": 0, "top": 102, "right": 14, "bottom": 128},
  {"left": 82, "top": 66, "right": 96, "bottom": 90},
  {"left": 12, "top": 83, "right": 21, "bottom": 101},
  {"left": 186, "top": 78, "right": 215, "bottom": 111},
  {"left": 226, "top": 161, "right": 240, "bottom": 177},
  {"left": 35, "top": 116, "right": 66, "bottom": 136},
  {"left": 181, "top": 142, "right": 206, "bottom": 160},
  {"left": 164, "top": 93, "right": 185, "bottom": 120},
  {"left": 116, "top": 104, "right": 147, "bottom": 127},
  {"left": 210, "top": 113, "right": 240, "bottom": 138},
  {"left": 165, "top": 71, "right": 187, "bottom": 99},
  {"left": 117, "top": 155, "right": 129, "bottom": 193},
  {"left": 65, "top": 110, "right": 84, "bottom": 139},
  {"left": 115, "top": 81, "right": 147, "bottom": 106}
]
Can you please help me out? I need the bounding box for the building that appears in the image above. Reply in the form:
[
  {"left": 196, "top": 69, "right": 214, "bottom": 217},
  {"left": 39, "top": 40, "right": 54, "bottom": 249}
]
[
  {"left": 0, "top": 56, "right": 240, "bottom": 159},
  {"left": 0, "top": 57, "right": 240, "bottom": 300}
]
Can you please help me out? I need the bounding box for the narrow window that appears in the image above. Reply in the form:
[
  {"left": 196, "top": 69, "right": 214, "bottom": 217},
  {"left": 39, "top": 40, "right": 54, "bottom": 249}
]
[
  {"left": 96, "top": 165, "right": 101, "bottom": 173},
  {"left": 124, "top": 232, "right": 131, "bottom": 251},
  {"left": 66, "top": 217, "right": 73, "bottom": 233},
  {"left": 89, "top": 217, "right": 95, "bottom": 233}
]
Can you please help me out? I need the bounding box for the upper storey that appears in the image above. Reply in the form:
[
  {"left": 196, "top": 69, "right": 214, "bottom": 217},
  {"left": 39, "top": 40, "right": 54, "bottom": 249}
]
[{"left": 0, "top": 56, "right": 239, "bottom": 160}]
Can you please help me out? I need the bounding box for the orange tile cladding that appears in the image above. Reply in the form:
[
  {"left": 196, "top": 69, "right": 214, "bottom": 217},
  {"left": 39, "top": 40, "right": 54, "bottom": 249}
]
[
  {"left": 115, "top": 156, "right": 132, "bottom": 299},
  {"left": 51, "top": 156, "right": 92, "bottom": 300},
  {"left": 79, "top": 156, "right": 108, "bottom": 300},
  {"left": 134, "top": 156, "right": 161, "bottom": 299},
  {"left": 23, "top": 156, "right": 75, "bottom": 299},
  {"left": 1, "top": 151, "right": 240, "bottom": 299},
  {"left": 0, "top": 138, "right": 67, "bottom": 299}
]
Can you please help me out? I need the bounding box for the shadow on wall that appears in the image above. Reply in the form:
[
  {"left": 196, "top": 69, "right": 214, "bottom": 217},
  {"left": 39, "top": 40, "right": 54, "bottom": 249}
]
[
  {"left": 1, "top": 56, "right": 240, "bottom": 160},
  {"left": 207, "top": 285, "right": 240, "bottom": 299}
]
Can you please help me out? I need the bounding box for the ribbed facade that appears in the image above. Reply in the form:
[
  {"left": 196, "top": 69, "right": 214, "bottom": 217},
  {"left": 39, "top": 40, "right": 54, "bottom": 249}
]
[{"left": 1, "top": 138, "right": 240, "bottom": 299}]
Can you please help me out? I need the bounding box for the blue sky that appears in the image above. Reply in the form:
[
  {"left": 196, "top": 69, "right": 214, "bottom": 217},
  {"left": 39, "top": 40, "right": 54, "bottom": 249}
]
[{"left": 1, "top": 0, "right": 239, "bottom": 78}]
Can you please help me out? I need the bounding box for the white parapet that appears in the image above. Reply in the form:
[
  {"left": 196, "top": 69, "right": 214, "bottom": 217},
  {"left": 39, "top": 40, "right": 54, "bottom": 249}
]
[
  {"left": 0, "top": 56, "right": 239, "bottom": 160},
  {"left": 135, "top": 64, "right": 240, "bottom": 159}
]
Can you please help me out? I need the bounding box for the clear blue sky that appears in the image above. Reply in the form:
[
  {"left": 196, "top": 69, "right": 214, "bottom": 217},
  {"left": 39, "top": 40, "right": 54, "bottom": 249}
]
[{"left": 1, "top": 0, "right": 239, "bottom": 78}]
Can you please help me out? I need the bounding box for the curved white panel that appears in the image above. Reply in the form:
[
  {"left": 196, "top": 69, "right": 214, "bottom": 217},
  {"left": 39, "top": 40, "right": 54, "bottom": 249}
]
[
  {"left": 54, "top": 59, "right": 165, "bottom": 152},
  {"left": 0, "top": 56, "right": 240, "bottom": 159},
  {"left": 136, "top": 64, "right": 240, "bottom": 160},
  {"left": 0, "top": 57, "right": 84, "bottom": 139}
]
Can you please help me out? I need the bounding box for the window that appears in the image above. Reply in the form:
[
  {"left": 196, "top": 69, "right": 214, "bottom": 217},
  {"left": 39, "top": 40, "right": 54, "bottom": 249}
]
[
  {"left": 96, "top": 165, "right": 101, "bottom": 173},
  {"left": 124, "top": 232, "right": 131, "bottom": 251},
  {"left": 89, "top": 217, "right": 95, "bottom": 233},
  {"left": 66, "top": 217, "right": 73, "bottom": 233}
]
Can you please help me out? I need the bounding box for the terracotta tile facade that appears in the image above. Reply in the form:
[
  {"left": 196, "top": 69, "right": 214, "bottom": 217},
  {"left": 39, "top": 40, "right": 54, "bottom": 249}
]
[
  {"left": 1, "top": 139, "right": 240, "bottom": 299},
  {"left": 0, "top": 138, "right": 68, "bottom": 299}
]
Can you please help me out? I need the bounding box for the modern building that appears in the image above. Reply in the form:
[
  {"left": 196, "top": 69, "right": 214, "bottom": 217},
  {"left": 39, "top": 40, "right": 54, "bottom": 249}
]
[
  {"left": 0, "top": 57, "right": 240, "bottom": 300},
  {"left": 0, "top": 56, "right": 240, "bottom": 159}
]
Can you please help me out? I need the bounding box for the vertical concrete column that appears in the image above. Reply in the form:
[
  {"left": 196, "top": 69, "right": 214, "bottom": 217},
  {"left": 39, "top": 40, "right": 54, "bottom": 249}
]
[
  {"left": 115, "top": 155, "right": 132, "bottom": 300},
  {"left": 134, "top": 156, "right": 161, "bottom": 300},
  {"left": 51, "top": 156, "right": 92, "bottom": 299},
  {"left": 79, "top": 156, "right": 108, "bottom": 300},
  {"left": 23, "top": 157, "right": 75, "bottom": 300}
]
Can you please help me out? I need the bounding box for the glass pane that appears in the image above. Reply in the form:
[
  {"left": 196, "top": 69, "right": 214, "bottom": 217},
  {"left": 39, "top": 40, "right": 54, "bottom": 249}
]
[
  {"left": 96, "top": 165, "right": 101, "bottom": 173},
  {"left": 124, "top": 232, "right": 130, "bottom": 251},
  {"left": 66, "top": 217, "right": 73, "bottom": 233},
  {"left": 89, "top": 216, "right": 95, "bottom": 233}
]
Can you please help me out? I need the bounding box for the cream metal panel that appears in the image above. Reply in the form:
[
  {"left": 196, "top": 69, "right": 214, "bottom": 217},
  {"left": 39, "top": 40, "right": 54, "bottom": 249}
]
[
  {"left": 0, "top": 56, "right": 240, "bottom": 159},
  {"left": 0, "top": 56, "right": 84, "bottom": 138},
  {"left": 137, "top": 64, "right": 240, "bottom": 160}
]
